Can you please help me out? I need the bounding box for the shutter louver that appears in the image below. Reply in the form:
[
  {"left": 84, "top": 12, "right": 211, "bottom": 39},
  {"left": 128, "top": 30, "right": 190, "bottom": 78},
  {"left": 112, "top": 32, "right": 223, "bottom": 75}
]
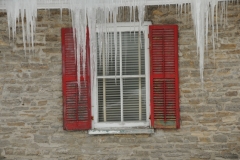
[
  {"left": 62, "top": 28, "right": 91, "bottom": 130},
  {"left": 149, "top": 25, "right": 180, "bottom": 129}
]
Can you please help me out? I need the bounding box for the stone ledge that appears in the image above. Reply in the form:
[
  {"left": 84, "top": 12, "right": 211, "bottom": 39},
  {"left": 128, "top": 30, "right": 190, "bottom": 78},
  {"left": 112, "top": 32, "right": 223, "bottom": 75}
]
[{"left": 88, "top": 128, "right": 154, "bottom": 135}]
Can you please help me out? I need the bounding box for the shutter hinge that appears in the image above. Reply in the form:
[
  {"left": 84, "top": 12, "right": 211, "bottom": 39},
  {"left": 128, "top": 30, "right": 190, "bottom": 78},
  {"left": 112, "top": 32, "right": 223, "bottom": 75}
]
[
  {"left": 91, "top": 116, "right": 94, "bottom": 120},
  {"left": 149, "top": 115, "right": 151, "bottom": 119}
]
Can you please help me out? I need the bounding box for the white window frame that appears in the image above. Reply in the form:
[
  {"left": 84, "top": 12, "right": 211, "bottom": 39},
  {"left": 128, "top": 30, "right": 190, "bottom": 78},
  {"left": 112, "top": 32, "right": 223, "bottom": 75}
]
[{"left": 91, "top": 22, "right": 151, "bottom": 129}]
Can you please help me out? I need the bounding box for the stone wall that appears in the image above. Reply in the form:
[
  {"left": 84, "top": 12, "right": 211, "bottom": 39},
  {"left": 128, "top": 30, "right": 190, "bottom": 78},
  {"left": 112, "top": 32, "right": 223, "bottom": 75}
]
[{"left": 0, "top": 3, "right": 240, "bottom": 160}]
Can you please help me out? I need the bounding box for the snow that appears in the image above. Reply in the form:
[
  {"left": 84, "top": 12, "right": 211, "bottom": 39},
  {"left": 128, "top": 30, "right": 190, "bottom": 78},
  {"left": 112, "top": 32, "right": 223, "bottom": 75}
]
[{"left": 3, "top": 0, "right": 234, "bottom": 89}]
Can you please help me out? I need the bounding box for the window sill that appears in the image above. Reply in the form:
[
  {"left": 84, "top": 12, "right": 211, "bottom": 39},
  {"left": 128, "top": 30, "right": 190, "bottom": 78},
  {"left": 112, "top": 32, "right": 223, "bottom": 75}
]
[{"left": 88, "top": 128, "right": 154, "bottom": 135}]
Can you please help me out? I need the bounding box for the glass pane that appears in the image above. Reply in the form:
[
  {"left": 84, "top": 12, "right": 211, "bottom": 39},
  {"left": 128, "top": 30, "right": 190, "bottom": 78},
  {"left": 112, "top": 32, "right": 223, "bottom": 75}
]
[
  {"left": 122, "top": 31, "right": 145, "bottom": 75},
  {"left": 97, "top": 32, "right": 120, "bottom": 76},
  {"left": 123, "top": 78, "right": 146, "bottom": 121},
  {"left": 98, "top": 78, "right": 121, "bottom": 122}
]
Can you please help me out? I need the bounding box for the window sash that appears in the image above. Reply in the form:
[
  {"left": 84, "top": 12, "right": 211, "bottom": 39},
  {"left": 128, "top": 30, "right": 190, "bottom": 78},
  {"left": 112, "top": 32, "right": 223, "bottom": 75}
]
[
  {"left": 97, "top": 31, "right": 146, "bottom": 123},
  {"left": 92, "top": 23, "right": 151, "bottom": 128}
]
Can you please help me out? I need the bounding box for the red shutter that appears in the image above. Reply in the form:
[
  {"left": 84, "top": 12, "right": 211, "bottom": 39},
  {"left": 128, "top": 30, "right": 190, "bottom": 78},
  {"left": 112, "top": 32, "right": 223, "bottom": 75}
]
[
  {"left": 62, "top": 28, "right": 91, "bottom": 130},
  {"left": 149, "top": 25, "right": 180, "bottom": 129}
]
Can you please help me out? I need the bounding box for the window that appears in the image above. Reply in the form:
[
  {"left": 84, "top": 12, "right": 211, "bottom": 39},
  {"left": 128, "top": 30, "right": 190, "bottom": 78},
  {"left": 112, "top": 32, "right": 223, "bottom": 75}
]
[
  {"left": 93, "top": 23, "right": 150, "bottom": 128},
  {"left": 62, "top": 23, "right": 180, "bottom": 131}
]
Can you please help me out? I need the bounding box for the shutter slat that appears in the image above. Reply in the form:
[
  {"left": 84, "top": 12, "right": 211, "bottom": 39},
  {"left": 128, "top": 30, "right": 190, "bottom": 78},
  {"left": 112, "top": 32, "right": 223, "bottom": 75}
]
[
  {"left": 149, "top": 25, "right": 180, "bottom": 129},
  {"left": 62, "top": 28, "right": 91, "bottom": 130}
]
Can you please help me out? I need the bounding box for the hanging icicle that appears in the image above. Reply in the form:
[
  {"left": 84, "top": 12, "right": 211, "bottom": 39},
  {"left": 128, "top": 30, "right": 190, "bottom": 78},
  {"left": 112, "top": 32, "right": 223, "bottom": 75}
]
[
  {"left": 68, "top": 0, "right": 146, "bottom": 94},
  {"left": 6, "top": 0, "right": 37, "bottom": 53},
  {"left": 3, "top": 0, "right": 233, "bottom": 90},
  {"left": 190, "top": 0, "right": 228, "bottom": 85}
]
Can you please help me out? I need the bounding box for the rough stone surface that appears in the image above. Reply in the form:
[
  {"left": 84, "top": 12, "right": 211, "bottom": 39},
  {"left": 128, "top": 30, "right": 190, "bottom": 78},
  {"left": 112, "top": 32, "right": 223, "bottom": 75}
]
[
  {"left": 213, "top": 135, "right": 228, "bottom": 143},
  {"left": 0, "top": 5, "right": 240, "bottom": 160}
]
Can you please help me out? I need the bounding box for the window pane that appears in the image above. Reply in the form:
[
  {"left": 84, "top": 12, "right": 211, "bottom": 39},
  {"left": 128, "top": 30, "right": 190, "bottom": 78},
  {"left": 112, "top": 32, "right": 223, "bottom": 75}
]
[
  {"left": 97, "top": 32, "right": 120, "bottom": 76},
  {"left": 98, "top": 78, "right": 121, "bottom": 122},
  {"left": 123, "top": 78, "right": 146, "bottom": 121},
  {"left": 122, "top": 31, "right": 145, "bottom": 75}
]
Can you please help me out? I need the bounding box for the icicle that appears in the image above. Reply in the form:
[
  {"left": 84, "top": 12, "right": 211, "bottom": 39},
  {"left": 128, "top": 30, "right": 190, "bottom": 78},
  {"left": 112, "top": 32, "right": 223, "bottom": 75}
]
[
  {"left": 130, "top": 6, "right": 132, "bottom": 22},
  {"left": 175, "top": 4, "right": 178, "bottom": 18},
  {"left": 192, "top": 1, "right": 205, "bottom": 84},
  {"left": 216, "top": 2, "right": 219, "bottom": 40},
  {"left": 5, "top": 0, "right": 233, "bottom": 92},
  {"left": 190, "top": 0, "right": 229, "bottom": 85},
  {"left": 225, "top": 1, "right": 228, "bottom": 27},
  {"left": 60, "top": 0, "right": 63, "bottom": 20},
  {"left": 114, "top": 3, "right": 119, "bottom": 78},
  {"left": 205, "top": 8, "right": 209, "bottom": 62},
  {"left": 180, "top": 3, "right": 183, "bottom": 18},
  {"left": 133, "top": 5, "right": 136, "bottom": 34},
  {"left": 188, "top": 3, "right": 191, "bottom": 24},
  {"left": 184, "top": 3, "right": 187, "bottom": 22},
  {"left": 20, "top": 7, "right": 26, "bottom": 54},
  {"left": 211, "top": 0, "right": 217, "bottom": 65},
  {"left": 6, "top": 0, "right": 37, "bottom": 54},
  {"left": 68, "top": 0, "right": 147, "bottom": 95}
]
